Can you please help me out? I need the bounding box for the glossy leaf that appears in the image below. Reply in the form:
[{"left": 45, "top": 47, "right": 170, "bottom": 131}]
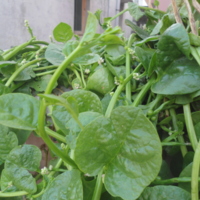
[
  {"left": 3, "top": 163, "right": 37, "bottom": 194},
  {"left": 45, "top": 43, "right": 65, "bottom": 65},
  {"left": 6, "top": 145, "right": 41, "bottom": 171},
  {"left": 0, "top": 125, "right": 18, "bottom": 163},
  {"left": 42, "top": 170, "right": 83, "bottom": 200},
  {"left": 81, "top": 12, "right": 98, "bottom": 42},
  {"left": 86, "top": 67, "right": 115, "bottom": 95},
  {"left": 0, "top": 93, "right": 40, "bottom": 130},
  {"left": 152, "top": 57, "right": 200, "bottom": 95},
  {"left": 75, "top": 106, "right": 162, "bottom": 199},
  {"left": 0, "top": 61, "right": 16, "bottom": 68},
  {"left": 179, "top": 163, "right": 193, "bottom": 192},
  {"left": 1, "top": 169, "right": 18, "bottom": 192},
  {"left": 66, "top": 112, "right": 102, "bottom": 149},
  {"left": 100, "top": 35, "right": 124, "bottom": 45},
  {"left": 128, "top": 2, "right": 144, "bottom": 21},
  {"left": 0, "top": 83, "right": 11, "bottom": 95},
  {"left": 63, "top": 40, "right": 80, "bottom": 56},
  {"left": 73, "top": 53, "right": 101, "bottom": 65},
  {"left": 138, "top": 185, "right": 191, "bottom": 200},
  {"left": 125, "top": 19, "right": 149, "bottom": 39},
  {"left": 105, "top": 44, "right": 125, "bottom": 57},
  {"left": 3, "top": 145, "right": 41, "bottom": 194},
  {"left": 9, "top": 128, "right": 31, "bottom": 145},
  {"left": 156, "top": 23, "right": 190, "bottom": 71},
  {"left": 28, "top": 75, "right": 57, "bottom": 92},
  {"left": 151, "top": 14, "right": 174, "bottom": 35},
  {"left": 53, "top": 22, "right": 73, "bottom": 42},
  {"left": 51, "top": 90, "right": 102, "bottom": 134},
  {"left": 61, "top": 89, "right": 102, "bottom": 113},
  {"left": 135, "top": 47, "right": 155, "bottom": 71}
]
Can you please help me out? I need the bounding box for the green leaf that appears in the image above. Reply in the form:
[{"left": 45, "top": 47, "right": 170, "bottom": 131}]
[
  {"left": 128, "top": 2, "right": 144, "bottom": 21},
  {"left": 189, "top": 33, "right": 200, "bottom": 46},
  {"left": 28, "top": 75, "right": 57, "bottom": 92},
  {"left": 179, "top": 163, "right": 193, "bottom": 192},
  {"left": 86, "top": 67, "right": 115, "bottom": 95},
  {"left": 51, "top": 105, "right": 71, "bottom": 135},
  {"left": 61, "top": 89, "right": 102, "bottom": 113},
  {"left": 81, "top": 12, "right": 98, "bottom": 42},
  {"left": 45, "top": 43, "right": 65, "bottom": 65},
  {"left": 0, "top": 93, "right": 40, "bottom": 130},
  {"left": 138, "top": 185, "right": 191, "bottom": 200},
  {"left": 156, "top": 23, "right": 191, "bottom": 71},
  {"left": 0, "top": 61, "right": 16, "bottom": 68},
  {"left": 3, "top": 145, "right": 41, "bottom": 194},
  {"left": 73, "top": 53, "right": 101, "bottom": 65},
  {"left": 152, "top": 57, "right": 200, "bottom": 95},
  {"left": 135, "top": 47, "right": 155, "bottom": 71},
  {"left": 6, "top": 145, "right": 41, "bottom": 171},
  {"left": 100, "top": 35, "right": 124, "bottom": 45},
  {"left": 105, "top": 44, "right": 125, "bottom": 57},
  {"left": 51, "top": 90, "right": 102, "bottom": 134},
  {"left": 75, "top": 106, "right": 162, "bottom": 199},
  {"left": 42, "top": 170, "right": 83, "bottom": 200},
  {"left": 63, "top": 40, "right": 80, "bottom": 56},
  {"left": 9, "top": 128, "right": 31, "bottom": 145},
  {"left": 125, "top": 19, "right": 149, "bottom": 39},
  {"left": 0, "top": 83, "right": 11, "bottom": 95},
  {"left": 82, "top": 176, "right": 96, "bottom": 200},
  {"left": 53, "top": 22, "right": 73, "bottom": 42},
  {"left": 1, "top": 169, "right": 18, "bottom": 192},
  {"left": 150, "top": 14, "right": 174, "bottom": 35},
  {"left": 66, "top": 112, "right": 102, "bottom": 149},
  {"left": 3, "top": 164, "right": 37, "bottom": 194},
  {"left": 40, "top": 94, "right": 81, "bottom": 127},
  {"left": 105, "top": 56, "right": 126, "bottom": 78},
  {"left": 0, "top": 124, "right": 18, "bottom": 163}
]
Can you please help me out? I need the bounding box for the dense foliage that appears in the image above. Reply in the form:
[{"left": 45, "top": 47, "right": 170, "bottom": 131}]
[{"left": 1, "top": 1, "right": 200, "bottom": 199}]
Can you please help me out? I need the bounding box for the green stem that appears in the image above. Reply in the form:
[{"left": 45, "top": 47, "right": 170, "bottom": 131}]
[
  {"left": 162, "top": 142, "right": 191, "bottom": 146},
  {"left": 191, "top": 140, "right": 200, "bottom": 200},
  {"left": 92, "top": 168, "right": 104, "bottom": 200},
  {"left": 37, "top": 45, "right": 84, "bottom": 170},
  {"left": 125, "top": 51, "right": 131, "bottom": 102},
  {"left": 170, "top": 109, "right": 188, "bottom": 157},
  {"left": 105, "top": 73, "right": 134, "bottom": 118},
  {"left": 37, "top": 99, "right": 78, "bottom": 169},
  {"left": 45, "top": 45, "right": 82, "bottom": 94},
  {"left": 72, "top": 68, "right": 83, "bottom": 88},
  {"left": 105, "top": 64, "right": 143, "bottom": 117},
  {"left": 79, "top": 65, "right": 87, "bottom": 88},
  {"left": 4, "top": 38, "right": 34, "bottom": 61},
  {"left": 0, "top": 191, "right": 28, "bottom": 197},
  {"left": 36, "top": 69, "right": 56, "bottom": 77},
  {"left": 30, "top": 40, "right": 49, "bottom": 46},
  {"left": 152, "top": 177, "right": 200, "bottom": 185},
  {"left": 132, "top": 76, "right": 155, "bottom": 107},
  {"left": 109, "top": 9, "right": 128, "bottom": 23},
  {"left": 45, "top": 127, "right": 66, "bottom": 143},
  {"left": 138, "top": 6, "right": 166, "bottom": 14},
  {"left": 2, "top": 47, "right": 15, "bottom": 56},
  {"left": 48, "top": 158, "right": 63, "bottom": 177},
  {"left": 5, "top": 58, "right": 43, "bottom": 87},
  {"left": 33, "top": 65, "right": 58, "bottom": 71},
  {"left": 183, "top": 104, "right": 198, "bottom": 150}
]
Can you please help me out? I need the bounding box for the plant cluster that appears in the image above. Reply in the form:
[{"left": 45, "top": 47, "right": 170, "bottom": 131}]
[{"left": 1, "top": 1, "right": 200, "bottom": 199}]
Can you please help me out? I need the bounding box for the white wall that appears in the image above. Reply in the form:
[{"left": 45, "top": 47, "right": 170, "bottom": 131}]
[{"left": 0, "top": 0, "right": 74, "bottom": 49}]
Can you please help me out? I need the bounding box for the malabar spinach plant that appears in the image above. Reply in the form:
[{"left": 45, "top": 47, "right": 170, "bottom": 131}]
[{"left": 1, "top": 1, "right": 200, "bottom": 200}]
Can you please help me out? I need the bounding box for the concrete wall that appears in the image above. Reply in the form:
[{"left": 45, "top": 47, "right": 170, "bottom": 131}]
[
  {"left": 0, "top": 0, "right": 74, "bottom": 49},
  {"left": 0, "top": 0, "right": 172, "bottom": 50}
]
